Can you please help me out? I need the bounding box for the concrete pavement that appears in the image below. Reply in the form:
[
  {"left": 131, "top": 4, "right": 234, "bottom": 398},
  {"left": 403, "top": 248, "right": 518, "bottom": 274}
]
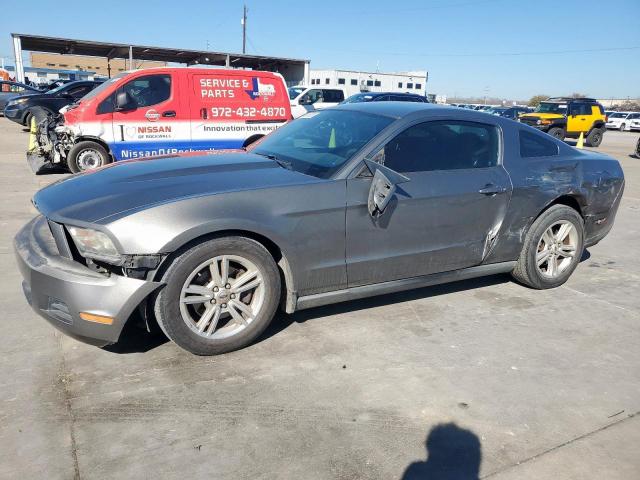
[{"left": 0, "top": 118, "right": 638, "bottom": 479}]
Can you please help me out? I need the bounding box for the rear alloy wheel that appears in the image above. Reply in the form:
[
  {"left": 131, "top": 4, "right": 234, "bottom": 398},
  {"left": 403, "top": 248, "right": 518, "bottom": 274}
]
[
  {"left": 547, "top": 127, "right": 565, "bottom": 140},
  {"left": 154, "top": 237, "right": 281, "bottom": 355},
  {"left": 67, "top": 141, "right": 111, "bottom": 173},
  {"left": 619, "top": 123, "right": 625, "bottom": 132},
  {"left": 585, "top": 128, "right": 604, "bottom": 147},
  {"left": 512, "top": 205, "right": 584, "bottom": 289}
]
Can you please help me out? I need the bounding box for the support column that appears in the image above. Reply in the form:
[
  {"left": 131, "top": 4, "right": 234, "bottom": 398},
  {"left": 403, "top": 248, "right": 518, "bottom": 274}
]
[
  {"left": 129, "top": 46, "right": 133, "bottom": 70},
  {"left": 303, "top": 61, "right": 310, "bottom": 85},
  {"left": 12, "top": 35, "right": 25, "bottom": 83}
]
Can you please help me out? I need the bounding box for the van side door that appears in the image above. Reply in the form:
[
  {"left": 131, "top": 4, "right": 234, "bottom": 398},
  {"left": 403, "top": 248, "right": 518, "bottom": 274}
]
[
  {"left": 109, "top": 73, "right": 184, "bottom": 160},
  {"left": 189, "top": 72, "right": 290, "bottom": 150}
]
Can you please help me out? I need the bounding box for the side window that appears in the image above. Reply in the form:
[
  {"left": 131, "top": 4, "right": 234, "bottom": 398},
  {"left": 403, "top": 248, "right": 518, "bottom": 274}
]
[
  {"left": 338, "top": 78, "right": 345, "bottom": 85},
  {"left": 415, "top": 83, "right": 422, "bottom": 90},
  {"left": 301, "top": 89, "right": 322, "bottom": 104},
  {"left": 407, "top": 83, "right": 414, "bottom": 89},
  {"left": 67, "top": 85, "right": 92, "bottom": 99},
  {"left": 121, "top": 74, "right": 171, "bottom": 109},
  {"left": 519, "top": 130, "right": 559, "bottom": 158},
  {"left": 350, "top": 79, "right": 357, "bottom": 86},
  {"left": 374, "top": 80, "right": 381, "bottom": 87},
  {"left": 321, "top": 90, "right": 344, "bottom": 103},
  {"left": 374, "top": 120, "right": 500, "bottom": 173},
  {"left": 570, "top": 103, "right": 591, "bottom": 115}
]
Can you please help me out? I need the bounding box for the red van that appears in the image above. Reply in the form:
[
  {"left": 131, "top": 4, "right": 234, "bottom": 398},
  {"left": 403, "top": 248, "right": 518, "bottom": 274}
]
[{"left": 27, "top": 68, "right": 292, "bottom": 173}]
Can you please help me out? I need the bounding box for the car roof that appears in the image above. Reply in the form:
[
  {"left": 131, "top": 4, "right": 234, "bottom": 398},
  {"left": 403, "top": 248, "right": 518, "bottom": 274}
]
[{"left": 334, "top": 101, "right": 465, "bottom": 118}]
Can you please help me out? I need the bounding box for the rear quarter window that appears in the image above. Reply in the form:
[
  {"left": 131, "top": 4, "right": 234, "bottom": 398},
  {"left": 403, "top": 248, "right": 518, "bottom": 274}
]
[{"left": 519, "top": 130, "right": 559, "bottom": 158}]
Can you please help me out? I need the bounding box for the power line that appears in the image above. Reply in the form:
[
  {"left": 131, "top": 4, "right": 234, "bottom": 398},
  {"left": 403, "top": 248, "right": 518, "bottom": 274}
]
[{"left": 314, "top": 45, "right": 640, "bottom": 58}]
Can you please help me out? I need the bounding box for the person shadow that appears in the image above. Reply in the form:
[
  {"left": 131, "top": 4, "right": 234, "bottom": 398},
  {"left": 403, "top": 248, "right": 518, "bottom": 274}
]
[{"left": 401, "top": 423, "right": 481, "bottom": 480}]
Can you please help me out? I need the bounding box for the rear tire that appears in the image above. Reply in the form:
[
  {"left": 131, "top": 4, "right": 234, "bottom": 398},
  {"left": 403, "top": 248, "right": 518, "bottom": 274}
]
[
  {"left": 547, "top": 127, "right": 565, "bottom": 140},
  {"left": 512, "top": 205, "right": 584, "bottom": 289},
  {"left": 154, "top": 236, "right": 281, "bottom": 355},
  {"left": 67, "top": 141, "right": 111, "bottom": 173},
  {"left": 585, "top": 127, "right": 604, "bottom": 147},
  {"left": 619, "top": 123, "right": 625, "bottom": 132}
]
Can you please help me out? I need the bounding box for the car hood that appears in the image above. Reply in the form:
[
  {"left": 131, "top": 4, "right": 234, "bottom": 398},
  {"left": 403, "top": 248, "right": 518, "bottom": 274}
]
[
  {"left": 33, "top": 152, "right": 324, "bottom": 224},
  {"left": 520, "top": 113, "right": 565, "bottom": 120}
]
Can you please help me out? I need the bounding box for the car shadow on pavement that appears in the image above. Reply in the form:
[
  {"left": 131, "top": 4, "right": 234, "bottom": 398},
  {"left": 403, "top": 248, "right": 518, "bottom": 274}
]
[
  {"left": 103, "top": 317, "right": 169, "bottom": 354},
  {"left": 106, "top": 251, "right": 593, "bottom": 354},
  {"left": 400, "top": 422, "right": 481, "bottom": 480},
  {"left": 259, "top": 274, "right": 512, "bottom": 345}
]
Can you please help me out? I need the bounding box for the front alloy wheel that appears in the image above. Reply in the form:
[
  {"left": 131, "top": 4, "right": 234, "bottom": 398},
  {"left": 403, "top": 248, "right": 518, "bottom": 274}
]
[
  {"left": 179, "top": 255, "right": 264, "bottom": 339},
  {"left": 154, "top": 236, "right": 281, "bottom": 355}
]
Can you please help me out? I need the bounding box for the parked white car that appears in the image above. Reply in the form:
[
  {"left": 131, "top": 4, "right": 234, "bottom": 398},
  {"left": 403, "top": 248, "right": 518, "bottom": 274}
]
[
  {"left": 288, "top": 86, "right": 345, "bottom": 118},
  {"left": 629, "top": 117, "right": 640, "bottom": 132},
  {"left": 605, "top": 112, "right": 640, "bottom": 131}
]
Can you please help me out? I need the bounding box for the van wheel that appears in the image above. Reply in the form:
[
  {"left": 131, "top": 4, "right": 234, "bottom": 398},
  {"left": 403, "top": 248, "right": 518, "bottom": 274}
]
[
  {"left": 547, "top": 127, "right": 565, "bottom": 140},
  {"left": 67, "top": 141, "right": 111, "bottom": 173},
  {"left": 242, "top": 134, "right": 264, "bottom": 148},
  {"left": 512, "top": 205, "right": 584, "bottom": 290},
  {"left": 619, "top": 123, "right": 625, "bottom": 132},
  {"left": 585, "top": 128, "right": 604, "bottom": 147},
  {"left": 154, "top": 236, "right": 281, "bottom": 355}
]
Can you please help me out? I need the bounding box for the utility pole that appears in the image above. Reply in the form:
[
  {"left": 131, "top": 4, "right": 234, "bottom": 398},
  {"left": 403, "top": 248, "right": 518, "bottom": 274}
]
[{"left": 242, "top": 5, "right": 247, "bottom": 54}]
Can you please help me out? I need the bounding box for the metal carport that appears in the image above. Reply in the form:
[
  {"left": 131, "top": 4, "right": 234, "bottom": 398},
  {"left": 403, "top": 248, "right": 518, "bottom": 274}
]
[{"left": 11, "top": 33, "right": 310, "bottom": 86}]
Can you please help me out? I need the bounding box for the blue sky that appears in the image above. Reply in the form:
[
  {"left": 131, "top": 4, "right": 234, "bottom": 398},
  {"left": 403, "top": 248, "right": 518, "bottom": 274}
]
[{"left": 1, "top": 0, "right": 638, "bottom": 100}]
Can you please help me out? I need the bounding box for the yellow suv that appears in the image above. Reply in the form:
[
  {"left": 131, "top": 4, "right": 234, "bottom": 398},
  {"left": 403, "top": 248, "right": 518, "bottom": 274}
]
[{"left": 519, "top": 97, "right": 607, "bottom": 147}]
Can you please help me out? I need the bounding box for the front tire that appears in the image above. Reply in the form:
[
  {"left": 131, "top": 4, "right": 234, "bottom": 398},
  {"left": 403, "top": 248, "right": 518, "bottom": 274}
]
[
  {"left": 585, "top": 127, "right": 604, "bottom": 147},
  {"left": 67, "top": 141, "right": 111, "bottom": 173},
  {"left": 547, "top": 127, "right": 565, "bottom": 140},
  {"left": 154, "top": 237, "right": 281, "bottom": 355},
  {"left": 619, "top": 123, "right": 625, "bottom": 132},
  {"left": 512, "top": 205, "right": 584, "bottom": 289}
]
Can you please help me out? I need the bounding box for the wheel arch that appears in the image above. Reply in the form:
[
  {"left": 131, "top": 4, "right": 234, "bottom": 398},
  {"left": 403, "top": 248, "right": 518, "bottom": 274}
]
[
  {"left": 541, "top": 194, "right": 585, "bottom": 219},
  {"left": 74, "top": 136, "right": 114, "bottom": 160},
  {"left": 153, "top": 228, "right": 297, "bottom": 313}
]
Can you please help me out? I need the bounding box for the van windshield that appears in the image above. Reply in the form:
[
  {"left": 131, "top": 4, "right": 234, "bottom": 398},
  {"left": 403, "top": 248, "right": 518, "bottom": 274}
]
[
  {"left": 249, "top": 109, "right": 393, "bottom": 179},
  {"left": 79, "top": 73, "right": 128, "bottom": 102}
]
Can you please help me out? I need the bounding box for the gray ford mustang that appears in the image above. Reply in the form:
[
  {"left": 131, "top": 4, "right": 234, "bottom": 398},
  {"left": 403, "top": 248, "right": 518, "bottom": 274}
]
[{"left": 15, "top": 103, "right": 624, "bottom": 355}]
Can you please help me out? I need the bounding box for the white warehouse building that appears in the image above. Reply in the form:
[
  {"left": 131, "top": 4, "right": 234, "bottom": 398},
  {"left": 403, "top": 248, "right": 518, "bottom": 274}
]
[{"left": 308, "top": 69, "right": 428, "bottom": 97}]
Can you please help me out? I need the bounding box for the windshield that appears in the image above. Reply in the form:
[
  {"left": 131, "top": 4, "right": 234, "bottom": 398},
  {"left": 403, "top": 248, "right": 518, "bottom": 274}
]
[
  {"left": 608, "top": 112, "right": 627, "bottom": 118},
  {"left": 46, "top": 82, "right": 71, "bottom": 95},
  {"left": 288, "top": 87, "right": 306, "bottom": 100},
  {"left": 249, "top": 109, "right": 394, "bottom": 179},
  {"left": 535, "top": 102, "right": 568, "bottom": 114},
  {"left": 80, "top": 73, "right": 127, "bottom": 102},
  {"left": 342, "top": 93, "right": 374, "bottom": 104}
]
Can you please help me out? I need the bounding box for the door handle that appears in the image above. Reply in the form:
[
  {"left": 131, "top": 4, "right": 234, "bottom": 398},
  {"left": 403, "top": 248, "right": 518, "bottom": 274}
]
[
  {"left": 478, "top": 184, "right": 507, "bottom": 196},
  {"left": 162, "top": 110, "right": 176, "bottom": 117}
]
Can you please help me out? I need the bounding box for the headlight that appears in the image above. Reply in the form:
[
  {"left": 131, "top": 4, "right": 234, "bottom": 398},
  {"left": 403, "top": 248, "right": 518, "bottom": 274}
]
[
  {"left": 67, "top": 226, "right": 121, "bottom": 262},
  {"left": 9, "top": 98, "right": 29, "bottom": 106}
]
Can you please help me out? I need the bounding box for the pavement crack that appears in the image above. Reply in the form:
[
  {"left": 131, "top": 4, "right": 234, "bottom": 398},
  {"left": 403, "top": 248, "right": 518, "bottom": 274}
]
[
  {"left": 481, "top": 410, "right": 639, "bottom": 478},
  {"left": 55, "top": 333, "right": 81, "bottom": 480}
]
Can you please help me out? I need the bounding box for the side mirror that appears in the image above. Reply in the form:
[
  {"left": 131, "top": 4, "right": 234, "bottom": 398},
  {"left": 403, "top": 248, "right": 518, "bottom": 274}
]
[
  {"left": 364, "top": 159, "right": 410, "bottom": 218},
  {"left": 115, "top": 91, "right": 135, "bottom": 111}
]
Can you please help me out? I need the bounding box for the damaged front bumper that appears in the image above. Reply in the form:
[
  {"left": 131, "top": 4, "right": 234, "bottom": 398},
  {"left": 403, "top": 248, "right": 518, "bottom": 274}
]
[
  {"left": 14, "top": 215, "right": 162, "bottom": 347},
  {"left": 26, "top": 114, "right": 72, "bottom": 174}
]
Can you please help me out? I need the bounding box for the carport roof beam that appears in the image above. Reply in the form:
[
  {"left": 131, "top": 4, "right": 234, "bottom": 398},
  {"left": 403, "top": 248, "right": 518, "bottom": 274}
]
[{"left": 10, "top": 33, "right": 309, "bottom": 71}]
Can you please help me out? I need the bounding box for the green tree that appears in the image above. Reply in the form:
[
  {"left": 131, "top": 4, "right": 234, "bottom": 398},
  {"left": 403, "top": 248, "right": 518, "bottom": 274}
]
[{"left": 528, "top": 95, "right": 550, "bottom": 107}]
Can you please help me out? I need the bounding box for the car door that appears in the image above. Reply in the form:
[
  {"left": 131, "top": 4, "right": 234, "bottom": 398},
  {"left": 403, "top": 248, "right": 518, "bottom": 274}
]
[
  {"left": 345, "top": 119, "right": 512, "bottom": 287},
  {"left": 110, "top": 73, "right": 183, "bottom": 160},
  {"left": 566, "top": 103, "right": 592, "bottom": 133}
]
